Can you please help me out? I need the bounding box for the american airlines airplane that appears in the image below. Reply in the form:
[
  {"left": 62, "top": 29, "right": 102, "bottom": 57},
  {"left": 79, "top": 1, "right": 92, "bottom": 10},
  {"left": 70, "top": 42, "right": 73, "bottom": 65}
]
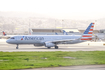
[{"left": 6, "top": 23, "right": 95, "bottom": 49}]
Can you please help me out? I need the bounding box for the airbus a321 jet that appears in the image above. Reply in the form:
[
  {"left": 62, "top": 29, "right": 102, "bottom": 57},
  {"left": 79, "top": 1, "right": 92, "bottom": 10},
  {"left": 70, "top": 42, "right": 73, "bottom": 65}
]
[{"left": 6, "top": 23, "right": 95, "bottom": 49}]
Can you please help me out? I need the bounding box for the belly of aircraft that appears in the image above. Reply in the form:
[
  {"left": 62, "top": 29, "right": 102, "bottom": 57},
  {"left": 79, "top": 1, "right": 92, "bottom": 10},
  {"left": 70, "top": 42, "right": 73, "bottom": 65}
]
[{"left": 16, "top": 40, "right": 43, "bottom": 44}]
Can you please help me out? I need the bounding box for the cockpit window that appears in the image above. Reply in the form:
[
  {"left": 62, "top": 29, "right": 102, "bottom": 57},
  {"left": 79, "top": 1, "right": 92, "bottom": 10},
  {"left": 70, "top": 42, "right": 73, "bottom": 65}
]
[{"left": 10, "top": 37, "right": 15, "bottom": 39}]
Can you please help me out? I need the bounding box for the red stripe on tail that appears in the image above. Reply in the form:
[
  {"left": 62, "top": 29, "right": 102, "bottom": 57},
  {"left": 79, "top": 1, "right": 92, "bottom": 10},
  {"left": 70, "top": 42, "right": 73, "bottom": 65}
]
[
  {"left": 88, "top": 32, "right": 92, "bottom": 34},
  {"left": 82, "top": 36, "right": 92, "bottom": 37},
  {"left": 91, "top": 26, "right": 94, "bottom": 27},
  {"left": 81, "top": 38, "right": 92, "bottom": 40},
  {"left": 90, "top": 29, "right": 93, "bottom": 31}
]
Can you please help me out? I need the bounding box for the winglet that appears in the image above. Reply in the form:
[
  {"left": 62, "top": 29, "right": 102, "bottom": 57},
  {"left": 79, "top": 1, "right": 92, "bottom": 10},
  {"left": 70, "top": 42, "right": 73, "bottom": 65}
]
[{"left": 81, "top": 23, "right": 95, "bottom": 40}]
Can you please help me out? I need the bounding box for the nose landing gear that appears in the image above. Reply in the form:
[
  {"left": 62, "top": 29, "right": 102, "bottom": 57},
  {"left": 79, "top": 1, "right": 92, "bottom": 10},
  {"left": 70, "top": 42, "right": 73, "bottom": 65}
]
[{"left": 16, "top": 44, "right": 19, "bottom": 49}]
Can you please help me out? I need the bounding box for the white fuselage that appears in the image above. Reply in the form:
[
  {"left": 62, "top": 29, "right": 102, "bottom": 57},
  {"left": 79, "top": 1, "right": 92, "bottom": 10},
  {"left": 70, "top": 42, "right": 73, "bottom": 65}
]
[{"left": 6, "top": 35, "right": 84, "bottom": 45}]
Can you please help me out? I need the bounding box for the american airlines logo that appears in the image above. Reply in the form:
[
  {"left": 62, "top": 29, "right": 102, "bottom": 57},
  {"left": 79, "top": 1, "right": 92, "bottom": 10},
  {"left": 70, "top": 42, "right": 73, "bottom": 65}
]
[
  {"left": 81, "top": 23, "right": 94, "bottom": 41},
  {"left": 24, "top": 37, "right": 44, "bottom": 40},
  {"left": 21, "top": 36, "right": 24, "bottom": 40}
]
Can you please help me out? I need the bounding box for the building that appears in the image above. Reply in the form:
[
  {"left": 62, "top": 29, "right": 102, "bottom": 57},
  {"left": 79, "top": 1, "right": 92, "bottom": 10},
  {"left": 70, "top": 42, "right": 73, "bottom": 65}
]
[{"left": 29, "top": 28, "right": 81, "bottom": 35}]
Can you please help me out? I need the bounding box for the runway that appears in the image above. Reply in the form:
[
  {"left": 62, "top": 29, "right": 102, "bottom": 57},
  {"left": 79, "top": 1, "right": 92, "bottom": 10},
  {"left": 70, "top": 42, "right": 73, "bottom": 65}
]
[
  {"left": 0, "top": 41, "right": 105, "bottom": 52},
  {"left": 20, "top": 65, "right": 105, "bottom": 70},
  {"left": 0, "top": 39, "right": 105, "bottom": 52}
]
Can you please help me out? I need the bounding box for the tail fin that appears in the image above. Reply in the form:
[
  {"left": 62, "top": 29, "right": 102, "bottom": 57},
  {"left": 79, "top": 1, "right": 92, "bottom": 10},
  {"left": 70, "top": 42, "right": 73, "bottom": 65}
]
[
  {"left": 81, "top": 23, "right": 95, "bottom": 40},
  {"left": 55, "top": 32, "right": 58, "bottom": 35},
  {"left": 63, "top": 30, "right": 68, "bottom": 35},
  {"left": 2, "top": 31, "right": 6, "bottom": 36}
]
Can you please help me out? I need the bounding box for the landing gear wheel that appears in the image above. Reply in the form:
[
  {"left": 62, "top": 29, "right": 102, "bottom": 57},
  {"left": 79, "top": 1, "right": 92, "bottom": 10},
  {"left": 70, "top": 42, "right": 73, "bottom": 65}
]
[
  {"left": 47, "top": 47, "right": 51, "bottom": 49},
  {"left": 16, "top": 47, "right": 18, "bottom": 49},
  {"left": 16, "top": 44, "right": 19, "bottom": 49},
  {"left": 55, "top": 46, "right": 58, "bottom": 49}
]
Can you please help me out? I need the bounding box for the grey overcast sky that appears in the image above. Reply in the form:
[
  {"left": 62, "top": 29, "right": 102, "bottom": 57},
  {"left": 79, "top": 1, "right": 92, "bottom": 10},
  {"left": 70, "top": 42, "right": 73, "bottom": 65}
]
[{"left": 0, "top": 0, "right": 105, "bottom": 20}]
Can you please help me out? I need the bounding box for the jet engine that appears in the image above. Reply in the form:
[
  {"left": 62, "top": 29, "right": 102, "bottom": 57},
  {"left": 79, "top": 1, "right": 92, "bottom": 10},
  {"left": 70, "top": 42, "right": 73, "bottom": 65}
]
[
  {"left": 45, "top": 42, "right": 55, "bottom": 47},
  {"left": 34, "top": 44, "right": 43, "bottom": 46}
]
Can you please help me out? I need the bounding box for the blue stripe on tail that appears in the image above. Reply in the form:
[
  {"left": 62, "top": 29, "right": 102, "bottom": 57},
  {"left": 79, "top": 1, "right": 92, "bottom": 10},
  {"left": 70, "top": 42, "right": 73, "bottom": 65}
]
[{"left": 83, "top": 23, "right": 93, "bottom": 34}]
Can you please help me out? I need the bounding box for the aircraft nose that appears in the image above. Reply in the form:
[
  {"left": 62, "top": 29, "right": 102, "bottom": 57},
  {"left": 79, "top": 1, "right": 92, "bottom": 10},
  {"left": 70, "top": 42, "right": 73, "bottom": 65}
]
[{"left": 6, "top": 40, "right": 10, "bottom": 43}]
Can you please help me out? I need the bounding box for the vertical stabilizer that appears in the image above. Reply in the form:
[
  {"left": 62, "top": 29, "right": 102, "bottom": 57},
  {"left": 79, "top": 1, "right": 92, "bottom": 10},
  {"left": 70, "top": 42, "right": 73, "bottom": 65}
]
[
  {"left": 81, "top": 23, "right": 95, "bottom": 40},
  {"left": 63, "top": 30, "right": 68, "bottom": 35},
  {"left": 2, "top": 31, "right": 6, "bottom": 36}
]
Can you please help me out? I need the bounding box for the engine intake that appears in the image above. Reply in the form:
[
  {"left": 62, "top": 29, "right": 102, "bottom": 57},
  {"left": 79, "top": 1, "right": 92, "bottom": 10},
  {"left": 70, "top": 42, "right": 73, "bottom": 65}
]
[{"left": 34, "top": 44, "right": 43, "bottom": 46}]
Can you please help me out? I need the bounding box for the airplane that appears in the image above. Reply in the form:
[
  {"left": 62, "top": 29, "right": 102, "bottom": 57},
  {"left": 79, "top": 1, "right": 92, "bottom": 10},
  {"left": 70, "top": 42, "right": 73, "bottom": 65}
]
[
  {"left": 3, "top": 31, "right": 6, "bottom": 36},
  {"left": 94, "top": 33, "right": 105, "bottom": 41},
  {"left": 6, "top": 23, "right": 95, "bottom": 49},
  {"left": 55, "top": 30, "right": 68, "bottom": 35},
  {"left": 55, "top": 32, "right": 58, "bottom": 35},
  {"left": 63, "top": 30, "right": 68, "bottom": 35},
  {"left": 0, "top": 31, "right": 10, "bottom": 39},
  {"left": 1, "top": 31, "right": 17, "bottom": 39}
]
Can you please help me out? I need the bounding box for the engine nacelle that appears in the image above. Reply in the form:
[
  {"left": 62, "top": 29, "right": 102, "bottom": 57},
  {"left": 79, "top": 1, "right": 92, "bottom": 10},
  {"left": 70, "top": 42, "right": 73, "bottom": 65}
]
[
  {"left": 34, "top": 44, "right": 43, "bottom": 46},
  {"left": 45, "top": 42, "right": 55, "bottom": 47}
]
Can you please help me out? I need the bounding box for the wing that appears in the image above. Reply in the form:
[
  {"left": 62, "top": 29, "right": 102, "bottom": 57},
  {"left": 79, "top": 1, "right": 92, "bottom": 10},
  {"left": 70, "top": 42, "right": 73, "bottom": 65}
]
[{"left": 45, "top": 38, "right": 78, "bottom": 44}]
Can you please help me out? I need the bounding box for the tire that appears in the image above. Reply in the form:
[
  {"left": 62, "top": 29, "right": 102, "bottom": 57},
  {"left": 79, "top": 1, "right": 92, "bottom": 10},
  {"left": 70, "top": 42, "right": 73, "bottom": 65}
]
[
  {"left": 55, "top": 46, "right": 58, "bottom": 49},
  {"left": 47, "top": 47, "right": 51, "bottom": 49},
  {"left": 16, "top": 47, "right": 18, "bottom": 49}
]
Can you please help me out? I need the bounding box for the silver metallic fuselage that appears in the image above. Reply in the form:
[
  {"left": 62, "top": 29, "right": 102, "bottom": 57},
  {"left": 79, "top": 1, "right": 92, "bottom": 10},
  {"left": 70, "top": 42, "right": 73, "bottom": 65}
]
[{"left": 6, "top": 35, "right": 84, "bottom": 45}]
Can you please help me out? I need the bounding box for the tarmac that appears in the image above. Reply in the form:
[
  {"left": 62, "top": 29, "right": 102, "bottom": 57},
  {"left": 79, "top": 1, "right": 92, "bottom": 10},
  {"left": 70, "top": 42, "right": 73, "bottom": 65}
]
[
  {"left": 0, "top": 39, "right": 105, "bottom": 52},
  {"left": 19, "top": 65, "right": 105, "bottom": 70}
]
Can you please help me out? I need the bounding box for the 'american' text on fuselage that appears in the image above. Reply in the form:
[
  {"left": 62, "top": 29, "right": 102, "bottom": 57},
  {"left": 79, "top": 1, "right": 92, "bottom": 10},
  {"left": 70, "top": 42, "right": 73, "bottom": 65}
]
[{"left": 24, "top": 37, "right": 44, "bottom": 40}]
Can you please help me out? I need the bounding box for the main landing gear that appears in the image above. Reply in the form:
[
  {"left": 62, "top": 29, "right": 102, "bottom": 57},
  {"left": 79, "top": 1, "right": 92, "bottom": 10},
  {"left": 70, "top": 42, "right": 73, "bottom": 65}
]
[
  {"left": 47, "top": 47, "right": 51, "bottom": 49},
  {"left": 55, "top": 46, "right": 58, "bottom": 49},
  {"left": 16, "top": 44, "right": 19, "bottom": 49},
  {"left": 47, "top": 46, "right": 58, "bottom": 49}
]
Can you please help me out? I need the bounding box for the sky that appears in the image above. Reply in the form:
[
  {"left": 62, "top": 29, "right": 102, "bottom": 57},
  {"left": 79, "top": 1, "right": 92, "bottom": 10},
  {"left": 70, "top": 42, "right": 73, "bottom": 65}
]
[{"left": 0, "top": 0, "right": 105, "bottom": 20}]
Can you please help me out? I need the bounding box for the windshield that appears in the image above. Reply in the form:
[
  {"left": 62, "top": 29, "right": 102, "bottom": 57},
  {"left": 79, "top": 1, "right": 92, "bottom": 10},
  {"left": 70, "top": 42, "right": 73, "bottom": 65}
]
[{"left": 10, "top": 37, "right": 15, "bottom": 39}]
